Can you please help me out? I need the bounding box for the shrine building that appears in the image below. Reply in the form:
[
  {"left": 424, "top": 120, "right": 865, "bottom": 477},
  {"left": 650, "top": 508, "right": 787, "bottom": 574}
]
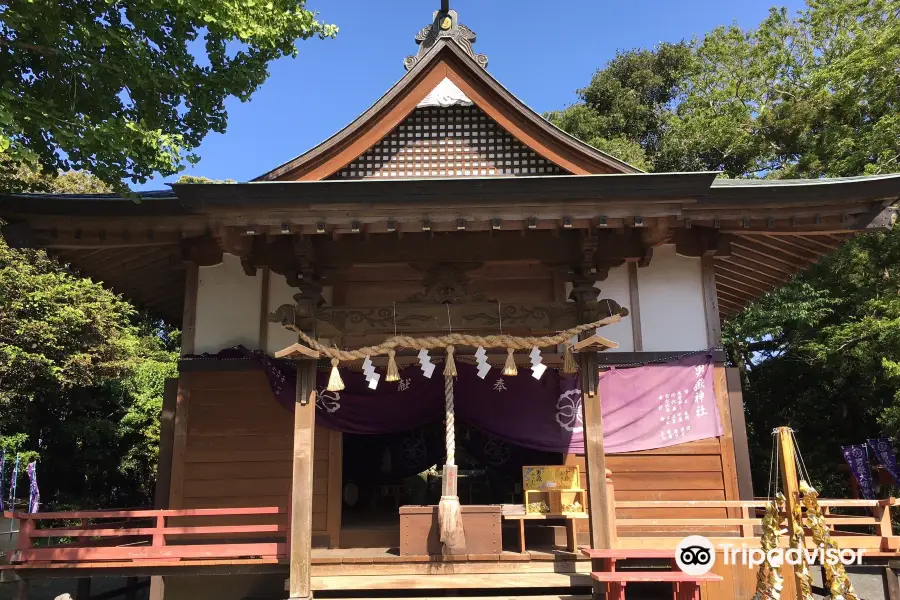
[{"left": 1, "top": 3, "right": 899, "bottom": 600}]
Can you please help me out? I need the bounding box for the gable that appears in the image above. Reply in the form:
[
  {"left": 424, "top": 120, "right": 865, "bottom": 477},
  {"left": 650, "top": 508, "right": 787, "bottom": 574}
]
[
  {"left": 257, "top": 41, "right": 638, "bottom": 182},
  {"left": 328, "top": 101, "right": 568, "bottom": 180}
]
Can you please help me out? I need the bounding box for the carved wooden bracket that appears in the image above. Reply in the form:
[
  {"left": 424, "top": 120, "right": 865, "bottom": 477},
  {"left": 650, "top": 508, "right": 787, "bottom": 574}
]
[
  {"left": 405, "top": 263, "right": 490, "bottom": 304},
  {"left": 181, "top": 235, "right": 223, "bottom": 266}
]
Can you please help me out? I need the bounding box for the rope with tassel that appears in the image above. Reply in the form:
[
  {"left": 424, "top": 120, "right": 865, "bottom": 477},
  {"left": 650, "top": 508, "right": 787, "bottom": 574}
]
[
  {"left": 439, "top": 346, "right": 465, "bottom": 551},
  {"left": 288, "top": 312, "right": 623, "bottom": 391}
]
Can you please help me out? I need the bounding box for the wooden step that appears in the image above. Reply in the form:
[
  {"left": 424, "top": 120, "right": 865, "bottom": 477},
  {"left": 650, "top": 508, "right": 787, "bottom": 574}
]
[
  {"left": 590, "top": 571, "right": 723, "bottom": 583},
  {"left": 312, "top": 572, "right": 592, "bottom": 591}
]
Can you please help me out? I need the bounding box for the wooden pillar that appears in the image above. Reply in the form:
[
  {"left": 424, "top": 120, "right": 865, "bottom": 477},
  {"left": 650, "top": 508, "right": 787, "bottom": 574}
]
[
  {"left": 148, "top": 576, "right": 165, "bottom": 600},
  {"left": 570, "top": 269, "right": 612, "bottom": 552},
  {"left": 776, "top": 426, "right": 804, "bottom": 600},
  {"left": 167, "top": 378, "right": 191, "bottom": 510},
  {"left": 581, "top": 354, "right": 612, "bottom": 550},
  {"left": 288, "top": 360, "right": 317, "bottom": 600}
]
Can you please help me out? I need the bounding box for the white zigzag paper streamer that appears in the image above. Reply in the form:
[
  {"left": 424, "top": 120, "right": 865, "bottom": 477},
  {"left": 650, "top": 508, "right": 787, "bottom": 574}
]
[
  {"left": 529, "top": 347, "right": 547, "bottom": 380},
  {"left": 418, "top": 349, "right": 436, "bottom": 379},
  {"left": 474, "top": 346, "right": 491, "bottom": 379},
  {"left": 362, "top": 355, "right": 380, "bottom": 390}
]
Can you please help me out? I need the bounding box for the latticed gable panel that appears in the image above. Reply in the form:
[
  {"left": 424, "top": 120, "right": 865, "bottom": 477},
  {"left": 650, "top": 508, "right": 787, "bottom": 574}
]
[{"left": 328, "top": 106, "right": 568, "bottom": 180}]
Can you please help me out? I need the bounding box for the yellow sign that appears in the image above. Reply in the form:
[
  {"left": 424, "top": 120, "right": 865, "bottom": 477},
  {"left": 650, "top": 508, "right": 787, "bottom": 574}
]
[{"left": 522, "top": 465, "right": 579, "bottom": 491}]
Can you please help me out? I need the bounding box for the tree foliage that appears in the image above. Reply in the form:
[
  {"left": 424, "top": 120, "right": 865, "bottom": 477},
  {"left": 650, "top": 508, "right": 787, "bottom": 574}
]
[
  {"left": 0, "top": 0, "right": 336, "bottom": 190},
  {"left": 551, "top": 0, "right": 900, "bottom": 495},
  {"left": 0, "top": 163, "right": 178, "bottom": 509},
  {"left": 549, "top": 0, "right": 899, "bottom": 178}
]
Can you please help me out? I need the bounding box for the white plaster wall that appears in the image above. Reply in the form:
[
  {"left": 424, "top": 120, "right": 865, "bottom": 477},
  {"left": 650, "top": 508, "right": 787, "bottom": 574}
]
[
  {"left": 564, "top": 264, "right": 634, "bottom": 353},
  {"left": 637, "top": 244, "right": 708, "bottom": 352},
  {"left": 194, "top": 254, "right": 263, "bottom": 354},
  {"left": 595, "top": 264, "right": 634, "bottom": 353},
  {"left": 267, "top": 272, "right": 299, "bottom": 355}
]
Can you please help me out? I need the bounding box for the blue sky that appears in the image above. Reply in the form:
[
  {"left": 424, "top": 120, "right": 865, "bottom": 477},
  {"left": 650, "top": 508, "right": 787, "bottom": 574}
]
[{"left": 136, "top": 0, "right": 806, "bottom": 190}]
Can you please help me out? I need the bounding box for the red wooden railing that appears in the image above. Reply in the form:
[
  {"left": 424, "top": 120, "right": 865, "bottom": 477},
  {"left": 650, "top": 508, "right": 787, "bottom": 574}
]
[{"left": 3, "top": 507, "right": 287, "bottom": 565}]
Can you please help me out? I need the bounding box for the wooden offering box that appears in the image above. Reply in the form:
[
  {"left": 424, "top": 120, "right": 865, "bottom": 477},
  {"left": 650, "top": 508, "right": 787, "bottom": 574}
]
[
  {"left": 399, "top": 505, "right": 501, "bottom": 556},
  {"left": 522, "top": 465, "right": 586, "bottom": 516}
]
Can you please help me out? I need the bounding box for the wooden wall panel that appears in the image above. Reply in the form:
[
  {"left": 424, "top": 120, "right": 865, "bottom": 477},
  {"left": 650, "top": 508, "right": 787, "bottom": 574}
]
[
  {"left": 568, "top": 429, "right": 738, "bottom": 531},
  {"left": 174, "top": 370, "right": 338, "bottom": 546}
]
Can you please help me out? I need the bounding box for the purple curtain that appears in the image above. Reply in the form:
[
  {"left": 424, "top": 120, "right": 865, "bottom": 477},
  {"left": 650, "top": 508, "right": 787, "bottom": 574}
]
[
  {"left": 188, "top": 347, "right": 723, "bottom": 455},
  {"left": 597, "top": 353, "right": 723, "bottom": 453}
]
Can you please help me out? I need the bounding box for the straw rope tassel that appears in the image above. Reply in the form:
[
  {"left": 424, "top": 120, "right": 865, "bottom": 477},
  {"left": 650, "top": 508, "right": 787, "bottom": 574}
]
[
  {"left": 444, "top": 345, "right": 458, "bottom": 378},
  {"left": 385, "top": 349, "right": 400, "bottom": 382},
  {"left": 503, "top": 348, "right": 518, "bottom": 376},
  {"left": 326, "top": 358, "right": 344, "bottom": 392},
  {"left": 438, "top": 346, "right": 465, "bottom": 553}
]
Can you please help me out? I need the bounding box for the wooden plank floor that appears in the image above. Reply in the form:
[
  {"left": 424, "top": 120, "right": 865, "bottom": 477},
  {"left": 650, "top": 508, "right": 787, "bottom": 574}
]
[{"left": 310, "top": 546, "right": 592, "bottom": 591}]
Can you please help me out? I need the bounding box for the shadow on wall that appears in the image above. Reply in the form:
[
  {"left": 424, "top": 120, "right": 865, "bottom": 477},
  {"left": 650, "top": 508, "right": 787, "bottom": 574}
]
[{"left": 0, "top": 578, "right": 150, "bottom": 600}]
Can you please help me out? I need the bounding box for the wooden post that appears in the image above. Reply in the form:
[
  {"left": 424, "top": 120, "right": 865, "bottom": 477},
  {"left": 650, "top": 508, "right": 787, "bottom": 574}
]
[
  {"left": 885, "top": 561, "right": 900, "bottom": 600},
  {"left": 288, "top": 360, "right": 317, "bottom": 600},
  {"left": 148, "top": 576, "right": 165, "bottom": 600},
  {"left": 605, "top": 471, "right": 617, "bottom": 547},
  {"left": 582, "top": 353, "right": 612, "bottom": 550},
  {"left": 167, "top": 378, "right": 190, "bottom": 510},
  {"left": 776, "top": 426, "right": 804, "bottom": 600}
]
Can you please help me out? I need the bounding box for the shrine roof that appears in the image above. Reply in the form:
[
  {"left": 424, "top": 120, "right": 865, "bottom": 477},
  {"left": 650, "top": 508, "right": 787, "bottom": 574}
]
[{"left": 254, "top": 12, "right": 641, "bottom": 180}]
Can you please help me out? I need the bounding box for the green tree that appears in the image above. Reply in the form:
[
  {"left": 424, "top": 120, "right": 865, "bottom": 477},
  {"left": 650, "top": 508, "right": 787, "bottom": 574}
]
[
  {"left": 724, "top": 230, "right": 900, "bottom": 495},
  {"left": 552, "top": 0, "right": 900, "bottom": 495},
  {"left": 550, "top": 0, "right": 899, "bottom": 178},
  {"left": 0, "top": 0, "right": 336, "bottom": 189},
  {"left": 1, "top": 163, "right": 178, "bottom": 509},
  {"left": 547, "top": 42, "right": 693, "bottom": 172}
]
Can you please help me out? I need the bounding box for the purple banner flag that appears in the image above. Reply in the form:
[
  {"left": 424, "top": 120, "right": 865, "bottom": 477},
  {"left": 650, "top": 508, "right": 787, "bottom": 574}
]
[
  {"left": 842, "top": 445, "right": 875, "bottom": 499},
  {"left": 868, "top": 438, "right": 900, "bottom": 485},
  {"left": 8, "top": 455, "right": 19, "bottom": 511},
  {"left": 26, "top": 462, "right": 39, "bottom": 514},
  {"left": 0, "top": 451, "right": 5, "bottom": 511}
]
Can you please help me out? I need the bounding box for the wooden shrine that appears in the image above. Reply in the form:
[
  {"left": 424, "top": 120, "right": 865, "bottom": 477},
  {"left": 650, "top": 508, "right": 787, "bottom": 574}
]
[
  {"left": 1, "top": 3, "right": 899, "bottom": 600},
  {"left": 522, "top": 465, "right": 586, "bottom": 515}
]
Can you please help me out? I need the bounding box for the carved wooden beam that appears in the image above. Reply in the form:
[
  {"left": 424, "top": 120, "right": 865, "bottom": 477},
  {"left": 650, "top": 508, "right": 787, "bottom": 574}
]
[
  {"left": 673, "top": 227, "right": 725, "bottom": 258},
  {"left": 181, "top": 235, "right": 223, "bottom": 266},
  {"left": 270, "top": 300, "right": 627, "bottom": 339}
]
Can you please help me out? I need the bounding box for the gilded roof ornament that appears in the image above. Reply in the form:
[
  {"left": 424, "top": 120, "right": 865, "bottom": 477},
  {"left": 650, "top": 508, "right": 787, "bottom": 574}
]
[{"left": 404, "top": 2, "right": 488, "bottom": 71}]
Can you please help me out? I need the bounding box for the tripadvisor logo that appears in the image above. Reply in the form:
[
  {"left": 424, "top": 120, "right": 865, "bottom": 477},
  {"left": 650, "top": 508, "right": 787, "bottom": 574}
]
[
  {"left": 675, "top": 535, "right": 865, "bottom": 575},
  {"left": 676, "top": 535, "right": 716, "bottom": 575}
]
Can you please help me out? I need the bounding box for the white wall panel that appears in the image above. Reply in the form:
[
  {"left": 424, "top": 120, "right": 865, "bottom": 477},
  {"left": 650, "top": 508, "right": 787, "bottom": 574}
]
[
  {"left": 637, "top": 244, "right": 708, "bottom": 351},
  {"left": 194, "top": 254, "right": 262, "bottom": 354}
]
